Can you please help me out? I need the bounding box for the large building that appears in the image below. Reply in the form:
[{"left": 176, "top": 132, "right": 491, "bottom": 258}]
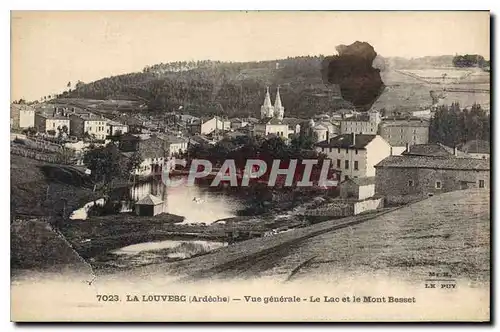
[
  {"left": 379, "top": 118, "right": 430, "bottom": 147},
  {"left": 315, "top": 133, "right": 392, "bottom": 180},
  {"left": 375, "top": 154, "right": 490, "bottom": 204},
  {"left": 260, "top": 86, "right": 285, "bottom": 120},
  {"left": 34, "top": 110, "right": 71, "bottom": 136},
  {"left": 339, "top": 109, "right": 381, "bottom": 135},
  {"left": 70, "top": 112, "right": 108, "bottom": 140}
]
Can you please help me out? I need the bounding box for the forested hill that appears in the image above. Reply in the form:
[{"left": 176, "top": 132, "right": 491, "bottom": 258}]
[{"left": 62, "top": 54, "right": 457, "bottom": 118}]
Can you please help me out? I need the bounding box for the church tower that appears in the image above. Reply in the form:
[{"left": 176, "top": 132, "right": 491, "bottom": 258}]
[
  {"left": 274, "top": 86, "right": 285, "bottom": 120},
  {"left": 260, "top": 87, "right": 274, "bottom": 119}
]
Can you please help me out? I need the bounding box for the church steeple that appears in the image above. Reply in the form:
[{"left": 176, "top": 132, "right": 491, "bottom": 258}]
[
  {"left": 263, "top": 86, "right": 272, "bottom": 107},
  {"left": 260, "top": 86, "right": 274, "bottom": 119},
  {"left": 273, "top": 85, "right": 285, "bottom": 120}
]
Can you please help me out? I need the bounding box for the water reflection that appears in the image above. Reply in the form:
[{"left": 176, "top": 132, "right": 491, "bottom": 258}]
[{"left": 119, "top": 177, "right": 243, "bottom": 225}]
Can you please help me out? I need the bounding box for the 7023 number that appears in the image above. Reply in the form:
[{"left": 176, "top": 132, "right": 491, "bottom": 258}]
[{"left": 96, "top": 294, "right": 120, "bottom": 302}]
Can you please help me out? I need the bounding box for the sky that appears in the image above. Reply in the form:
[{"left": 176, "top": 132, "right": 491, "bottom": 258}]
[{"left": 11, "top": 11, "right": 490, "bottom": 102}]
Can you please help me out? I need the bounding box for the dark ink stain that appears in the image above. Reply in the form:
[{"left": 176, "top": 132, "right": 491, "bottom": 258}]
[{"left": 321, "top": 41, "right": 385, "bottom": 112}]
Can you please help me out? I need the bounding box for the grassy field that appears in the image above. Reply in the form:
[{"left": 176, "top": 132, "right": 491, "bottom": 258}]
[
  {"left": 11, "top": 154, "right": 99, "bottom": 217},
  {"left": 373, "top": 69, "right": 490, "bottom": 111},
  {"left": 270, "top": 188, "right": 490, "bottom": 284}
]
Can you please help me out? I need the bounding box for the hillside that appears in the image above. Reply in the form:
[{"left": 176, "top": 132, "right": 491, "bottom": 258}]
[{"left": 61, "top": 54, "right": 489, "bottom": 118}]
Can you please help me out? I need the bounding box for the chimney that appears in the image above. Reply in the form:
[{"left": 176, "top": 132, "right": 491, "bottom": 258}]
[
  {"left": 406, "top": 142, "right": 410, "bottom": 153},
  {"left": 352, "top": 132, "right": 356, "bottom": 145},
  {"left": 326, "top": 131, "right": 330, "bottom": 141},
  {"left": 390, "top": 146, "right": 393, "bottom": 156},
  {"left": 454, "top": 146, "right": 458, "bottom": 156}
]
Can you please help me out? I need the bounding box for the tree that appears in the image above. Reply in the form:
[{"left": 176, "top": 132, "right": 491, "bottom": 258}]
[
  {"left": 125, "top": 151, "right": 143, "bottom": 177},
  {"left": 83, "top": 143, "right": 123, "bottom": 187}
]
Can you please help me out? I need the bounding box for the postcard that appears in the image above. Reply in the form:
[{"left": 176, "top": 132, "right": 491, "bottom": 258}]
[{"left": 10, "top": 10, "right": 490, "bottom": 322}]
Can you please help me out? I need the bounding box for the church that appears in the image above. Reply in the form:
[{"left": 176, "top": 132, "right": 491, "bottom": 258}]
[
  {"left": 260, "top": 86, "right": 285, "bottom": 120},
  {"left": 254, "top": 86, "right": 291, "bottom": 138}
]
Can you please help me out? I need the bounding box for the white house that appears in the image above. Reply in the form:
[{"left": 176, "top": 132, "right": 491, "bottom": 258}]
[
  {"left": 253, "top": 117, "right": 290, "bottom": 138},
  {"left": 315, "top": 133, "right": 392, "bottom": 181}
]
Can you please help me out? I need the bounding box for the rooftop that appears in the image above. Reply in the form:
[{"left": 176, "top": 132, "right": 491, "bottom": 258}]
[
  {"left": 341, "top": 176, "right": 376, "bottom": 186},
  {"left": 402, "top": 143, "right": 468, "bottom": 157},
  {"left": 315, "top": 134, "right": 377, "bottom": 149},
  {"left": 257, "top": 117, "right": 284, "bottom": 125},
  {"left": 136, "top": 194, "right": 164, "bottom": 206},
  {"left": 375, "top": 155, "right": 490, "bottom": 171},
  {"left": 381, "top": 119, "right": 430, "bottom": 127}
]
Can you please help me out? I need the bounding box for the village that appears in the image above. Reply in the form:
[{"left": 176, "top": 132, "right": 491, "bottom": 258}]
[{"left": 10, "top": 72, "right": 491, "bottom": 272}]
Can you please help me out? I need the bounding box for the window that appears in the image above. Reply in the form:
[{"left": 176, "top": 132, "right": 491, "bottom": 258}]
[
  {"left": 355, "top": 149, "right": 358, "bottom": 155},
  {"left": 337, "top": 148, "right": 340, "bottom": 154},
  {"left": 336, "top": 159, "right": 341, "bottom": 168},
  {"left": 345, "top": 160, "right": 349, "bottom": 169},
  {"left": 435, "top": 181, "right": 442, "bottom": 189},
  {"left": 330, "top": 148, "right": 332, "bottom": 153},
  {"left": 408, "top": 180, "right": 414, "bottom": 187},
  {"left": 354, "top": 161, "right": 359, "bottom": 170},
  {"left": 479, "top": 180, "right": 485, "bottom": 188},
  {"left": 345, "top": 148, "right": 348, "bottom": 153},
  {"left": 345, "top": 175, "right": 349, "bottom": 181}
]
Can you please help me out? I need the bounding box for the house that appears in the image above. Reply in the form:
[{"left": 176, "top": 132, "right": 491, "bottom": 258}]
[
  {"left": 188, "top": 116, "right": 231, "bottom": 135},
  {"left": 379, "top": 118, "right": 430, "bottom": 147},
  {"left": 11, "top": 104, "right": 35, "bottom": 129},
  {"left": 339, "top": 109, "right": 381, "bottom": 135},
  {"left": 457, "top": 140, "right": 490, "bottom": 159},
  {"left": 180, "top": 114, "right": 200, "bottom": 124},
  {"left": 135, "top": 194, "right": 164, "bottom": 216},
  {"left": 375, "top": 154, "right": 490, "bottom": 204},
  {"left": 312, "top": 123, "right": 329, "bottom": 142},
  {"left": 158, "top": 134, "right": 189, "bottom": 157},
  {"left": 334, "top": 109, "right": 355, "bottom": 119},
  {"left": 339, "top": 176, "right": 376, "bottom": 200},
  {"left": 281, "top": 118, "right": 303, "bottom": 136},
  {"left": 253, "top": 117, "right": 290, "bottom": 139},
  {"left": 34, "top": 110, "right": 71, "bottom": 136},
  {"left": 120, "top": 134, "right": 167, "bottom": 176},
  {"left": 229, "top": 118, "right": 249, "bottom": 130},
  {"left": 106, "top": 120, "right": 129, "bottom": 136},
  {"left": 69, "top": 112, "right": 108, "bottom": 140},
  {"left": 315, "top": 133, "right": 392, "bottom": 181}
]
